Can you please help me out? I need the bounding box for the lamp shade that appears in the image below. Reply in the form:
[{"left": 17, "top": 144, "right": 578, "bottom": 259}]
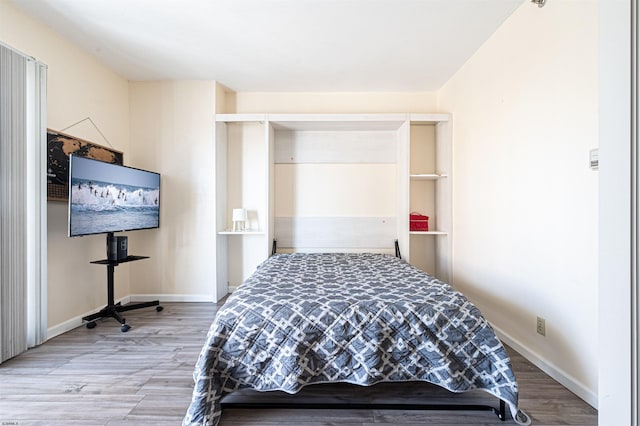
[{"left": 232, "top": 208, "right": 247, "bottom": 222}]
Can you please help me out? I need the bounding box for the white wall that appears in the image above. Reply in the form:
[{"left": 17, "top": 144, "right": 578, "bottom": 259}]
[
  {"left": 227, "top": 92, "right": 438, "bottom": 114},
  {"left": 129, "top": 81, "right": 217, "bottom": 301},
  {"left": 438, "top": 0, "right": 598, "bottom": 406},
  {"left": 0, "top": 1, "right": 131, "bottom": 333}
]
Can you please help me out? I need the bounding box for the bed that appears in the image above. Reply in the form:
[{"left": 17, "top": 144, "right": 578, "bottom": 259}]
[{"left": 183, "top": 252, "right": 531, "bottom": 425}]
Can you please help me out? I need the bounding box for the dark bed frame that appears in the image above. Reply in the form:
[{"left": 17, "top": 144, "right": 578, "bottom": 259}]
[
  {"left": 257, "top": 239, "right": 509, "bottom": 422},
  {"left": 221, "top": 399, "right": 507, "bottom": 421}
]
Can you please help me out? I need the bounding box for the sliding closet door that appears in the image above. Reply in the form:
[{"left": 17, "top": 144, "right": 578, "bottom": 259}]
[
  {"left": 0, "top": 42, "right": 47, "bottom": 363},
  {"left": 633, "top": 2, "right": 640, "bottom": 423}
]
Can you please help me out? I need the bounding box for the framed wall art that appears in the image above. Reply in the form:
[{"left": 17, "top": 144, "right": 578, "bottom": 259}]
[{"left": 47, "top": 129, "right": 123, "bottom": 201}]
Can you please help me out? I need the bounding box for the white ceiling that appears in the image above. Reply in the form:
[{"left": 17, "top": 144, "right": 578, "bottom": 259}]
[{"left": 11, "top": 0, "right": 525, "bottom": 92}]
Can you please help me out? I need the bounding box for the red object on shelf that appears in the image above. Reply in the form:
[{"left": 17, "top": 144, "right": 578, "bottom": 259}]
[{"left": 409, "top": 213, "right": 429, "bottom": 231}]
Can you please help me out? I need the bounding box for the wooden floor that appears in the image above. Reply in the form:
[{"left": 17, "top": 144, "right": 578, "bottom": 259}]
[{"left": 0, "top": 302, "right": 597, "bottom": 425}]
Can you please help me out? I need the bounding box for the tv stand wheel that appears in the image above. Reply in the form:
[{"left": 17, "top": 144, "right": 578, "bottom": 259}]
[
  {"left": 156, "top": 305, "right": 163, "bottom": 312},
  {"left": 120, "top": 324, "right": 131, "bottom": 332},
  {"left": 86, "top": 321, "right": 97, "bottom": 329}
]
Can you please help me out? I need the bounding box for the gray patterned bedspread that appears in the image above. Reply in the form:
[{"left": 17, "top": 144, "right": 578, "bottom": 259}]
[{"left": 183, "top": 253, "right": 530, "bottom": 425}]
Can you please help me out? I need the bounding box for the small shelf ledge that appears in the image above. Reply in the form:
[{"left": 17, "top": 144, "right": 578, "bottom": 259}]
[
  {"left": 218, "top": 231, "right": 265, "bottom": 235},
  {"left": 410, "top": 231, "right": 449, "bottom": 235},
  {"left": 410, "top": 173, "right": 448, "bottom": 180}
]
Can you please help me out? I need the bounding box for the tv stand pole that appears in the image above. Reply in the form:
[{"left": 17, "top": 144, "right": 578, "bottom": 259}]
[{"left": 82, "top": 233, "right": 163, "bottom": 332}]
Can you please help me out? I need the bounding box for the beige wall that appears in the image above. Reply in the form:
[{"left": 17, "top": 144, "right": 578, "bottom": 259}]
[
  {"left": 2, "top": 1, "right": 220, "bottom": 328},
  {"left": 438, "top": 0, "right": 598, "bottom": 405},
  {"left": 0, "top": 0, "right": 131, "bottom": 332},
  {"left": 226, "top": 92, "right": 438, "bottom": 114},
  {"left": 129, "top": 81, "right": 217, "bottom": 300}
]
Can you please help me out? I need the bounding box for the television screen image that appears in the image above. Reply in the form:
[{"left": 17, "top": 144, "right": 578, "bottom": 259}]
[{"left": 68, "top": 155, "right": 160, "bottom": 237}]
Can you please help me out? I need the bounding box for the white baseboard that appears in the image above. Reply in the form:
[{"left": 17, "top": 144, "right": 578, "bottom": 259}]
[
  {"left": 46, "top": 294, "right": 214, "bottom": 340},
  {"left": 46, "top": 295, "right": 131, "bottom": 340},
  {"left": 491, "top": 323, "right": 598, "bottom": 409}
]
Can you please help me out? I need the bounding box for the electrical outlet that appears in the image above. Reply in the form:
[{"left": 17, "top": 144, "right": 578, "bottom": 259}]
[{"left": 536, "top": 316, "right": 546, "bottom": 336}]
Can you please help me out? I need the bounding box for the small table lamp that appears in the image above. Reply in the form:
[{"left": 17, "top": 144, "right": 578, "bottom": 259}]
[{"left": 232, "top": 208, "right": 247, "bottom": 232}]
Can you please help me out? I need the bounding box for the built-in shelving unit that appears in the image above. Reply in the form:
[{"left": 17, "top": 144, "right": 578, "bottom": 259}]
[
  {"left": 214, "top": 113, "right": 452, "bottom": 296},
  {"left": 407, "top": 115, "right": 452, "bottom": 282}
]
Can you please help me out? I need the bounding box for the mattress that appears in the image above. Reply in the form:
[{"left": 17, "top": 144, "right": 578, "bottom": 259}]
[{"left": 183, "top": 253, "right": 530, "bottom": 425}]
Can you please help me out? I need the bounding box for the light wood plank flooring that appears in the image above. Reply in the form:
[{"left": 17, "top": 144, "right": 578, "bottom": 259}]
[{"left": 0, "top": 302, "right": 597, "bottom": 425}]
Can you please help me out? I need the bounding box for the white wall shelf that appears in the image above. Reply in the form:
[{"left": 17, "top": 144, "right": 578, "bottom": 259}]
[
  {"left": 410, "top": 231, "right": 449, "bottom": 235},
  {"left": 410, "top": 173, "right": 448, "bottom": 180},
  {"left": 218, "top": 231, "right": 265, "bottom": 235}
]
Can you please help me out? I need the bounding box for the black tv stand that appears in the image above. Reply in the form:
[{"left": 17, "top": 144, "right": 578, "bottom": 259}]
[{"left": 83, "top": 254, "right": 163, "bottom": 332}]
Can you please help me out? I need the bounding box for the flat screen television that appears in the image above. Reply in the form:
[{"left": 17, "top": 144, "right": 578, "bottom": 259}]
[{"left": 68, "top": 155, "right": 160, "bottom": 237}]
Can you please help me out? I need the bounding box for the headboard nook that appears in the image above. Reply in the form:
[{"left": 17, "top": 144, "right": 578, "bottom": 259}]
[{"left": 214, "top": 113, "right": 451, "bottom": 295}]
